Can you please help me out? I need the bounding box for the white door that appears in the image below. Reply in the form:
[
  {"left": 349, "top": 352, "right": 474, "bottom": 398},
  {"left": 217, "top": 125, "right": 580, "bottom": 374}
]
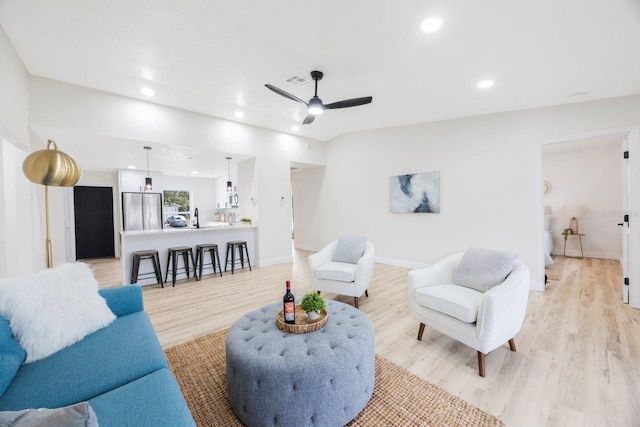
[
  {"left": 622, "top": 137, "right": 630, "bottom": 303},
  {"left": 628, "top": 127, "right": 640, "bottom": 309}
]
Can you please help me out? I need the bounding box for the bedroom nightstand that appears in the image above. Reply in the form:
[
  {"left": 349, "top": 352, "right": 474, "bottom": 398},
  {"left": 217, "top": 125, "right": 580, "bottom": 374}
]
[{"left": 562, "top": 230, "right": 585, "bottom": 258}]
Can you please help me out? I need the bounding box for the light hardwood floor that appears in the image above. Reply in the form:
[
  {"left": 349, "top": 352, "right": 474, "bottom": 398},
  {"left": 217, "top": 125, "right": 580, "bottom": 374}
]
[{"left": 88, "top": 251, "right": 640, "bottom": 426}]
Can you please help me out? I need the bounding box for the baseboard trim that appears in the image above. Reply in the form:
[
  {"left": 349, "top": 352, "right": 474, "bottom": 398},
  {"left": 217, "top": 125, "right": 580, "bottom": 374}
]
[{"left": 257, "top": 255, "right": 293, "bottom": 268}]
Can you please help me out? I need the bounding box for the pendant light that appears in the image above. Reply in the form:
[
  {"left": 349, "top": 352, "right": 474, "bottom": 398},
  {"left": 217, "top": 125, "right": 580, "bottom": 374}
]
[
  {"left": 226, "top": 156, "right": 232, "bottom": 192},
  {"left": 144, "top": 146, "right": 152, "bottom": 191}
]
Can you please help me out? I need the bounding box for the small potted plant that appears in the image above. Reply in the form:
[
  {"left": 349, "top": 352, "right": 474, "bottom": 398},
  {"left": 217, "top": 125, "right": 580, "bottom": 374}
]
[
  {"left": 300, "top": 292, "right": 326, "bottom": 321},
  {"left": 240, "top": 217, "right": 252, "bottom": 225}
]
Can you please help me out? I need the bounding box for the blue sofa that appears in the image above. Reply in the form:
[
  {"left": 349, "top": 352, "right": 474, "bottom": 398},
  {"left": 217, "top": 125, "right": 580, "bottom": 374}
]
[{"left": 0, "top": 285, "right": 195, "bottom": 426}]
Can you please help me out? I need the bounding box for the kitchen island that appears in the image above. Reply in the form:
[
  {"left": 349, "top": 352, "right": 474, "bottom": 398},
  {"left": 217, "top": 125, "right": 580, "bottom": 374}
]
[{"left": 121, "top": 223, "right": 257, "bottom": 286}]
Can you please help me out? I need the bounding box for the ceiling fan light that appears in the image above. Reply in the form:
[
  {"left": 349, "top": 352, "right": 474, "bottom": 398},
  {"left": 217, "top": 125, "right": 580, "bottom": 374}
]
[
  {"left": 308, "top": 105, "right": 323, "bottom": 115},
  {"left": 308, "top": 98, "right": 324, "bottom": 115}
]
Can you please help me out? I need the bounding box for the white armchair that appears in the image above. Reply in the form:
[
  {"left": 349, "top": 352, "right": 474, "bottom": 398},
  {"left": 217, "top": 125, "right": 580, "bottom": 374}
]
[
  {"left": 408, "top": 251, "right": 530, "bottom": 377},
  {"left": 309, "top": 239, "right": 375, "bottom": 309}
]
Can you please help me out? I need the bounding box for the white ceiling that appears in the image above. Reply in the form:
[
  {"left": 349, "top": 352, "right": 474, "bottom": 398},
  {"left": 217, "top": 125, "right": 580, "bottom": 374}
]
[{"left": 1, "top": 0, "right": 640, "bottom": 177}]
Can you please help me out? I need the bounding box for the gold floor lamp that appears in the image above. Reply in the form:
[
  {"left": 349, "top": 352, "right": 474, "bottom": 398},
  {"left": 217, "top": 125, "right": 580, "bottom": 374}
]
[{"left": 22, "top": 140, "right": 81, "bottom": 268}]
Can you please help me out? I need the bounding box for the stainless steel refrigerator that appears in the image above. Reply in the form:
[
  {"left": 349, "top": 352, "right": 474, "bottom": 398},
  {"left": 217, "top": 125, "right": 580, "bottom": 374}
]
[{"left": 122, "top": 192, "right": 163, "bottom": 231}]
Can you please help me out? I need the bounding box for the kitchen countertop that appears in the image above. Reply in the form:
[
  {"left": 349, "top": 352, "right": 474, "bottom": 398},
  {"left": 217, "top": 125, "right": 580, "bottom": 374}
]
[{"left": 121, "top": 223, "right": 256, "bottom": 237}]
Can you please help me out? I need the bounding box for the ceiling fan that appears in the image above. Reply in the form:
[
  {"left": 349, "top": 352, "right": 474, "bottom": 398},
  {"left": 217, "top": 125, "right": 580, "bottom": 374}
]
[{"left": 265, "top": 70, "right": 373, "bottom": 125}]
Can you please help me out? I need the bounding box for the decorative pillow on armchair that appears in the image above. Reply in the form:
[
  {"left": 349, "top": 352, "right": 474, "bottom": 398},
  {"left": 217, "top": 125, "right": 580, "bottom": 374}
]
[
  {"left": 0, "top": 263, "right": 115, "bottom": 363},
  {"left": 452, "top": 247, "right": 518, "bottom": 292},
  {"left": 332, "top": 235, "right": 367, "bottom": 264}
]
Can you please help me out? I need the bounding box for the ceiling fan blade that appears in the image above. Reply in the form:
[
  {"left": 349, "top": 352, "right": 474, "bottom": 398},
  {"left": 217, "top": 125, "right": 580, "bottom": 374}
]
[
  {"left": 265, "top": 84, "right": 308, "bottom": 105},
  {"left": 324, "top": 96, "right": 373, "bottom": 110},
  {"left": 302, "top": 114, "right": 315, "bottom": 125}
]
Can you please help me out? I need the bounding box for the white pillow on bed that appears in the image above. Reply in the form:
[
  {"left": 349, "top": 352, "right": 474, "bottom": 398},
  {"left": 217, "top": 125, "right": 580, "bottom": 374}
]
[{"left": 0, "top": 263, "right": 115, "bottom": 363}]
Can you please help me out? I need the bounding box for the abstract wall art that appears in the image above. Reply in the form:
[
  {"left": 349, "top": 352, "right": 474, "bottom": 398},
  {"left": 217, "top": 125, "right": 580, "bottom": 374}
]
[{"left": 389, "top": 171, "right": 440, "bottom": 213}]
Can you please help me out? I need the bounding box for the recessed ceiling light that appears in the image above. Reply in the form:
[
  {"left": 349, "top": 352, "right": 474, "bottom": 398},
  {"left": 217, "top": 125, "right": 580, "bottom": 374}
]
[
  {"left": 291, "top": 125, "right": 300, "bottom": 132},
  {"left": 141, "top": 69, "right": 154, "bottom": 81},
  {"left": 127, "top": 165, "right": 136, "bottom": 170},
  {"left": 477, "top": 79, "right": 494, "bottom": 89},
  {"left": 191, "top": 171, "right": 199, "bottom": 175},
  {"left": 141, "top": 87, "right": 154, "bottom": 96},
  {"left": 234, "top": 111, "right": 245, "bottom": 119},
  {"left": 421, "top": 17, "right": 443, "bottom": 33}
]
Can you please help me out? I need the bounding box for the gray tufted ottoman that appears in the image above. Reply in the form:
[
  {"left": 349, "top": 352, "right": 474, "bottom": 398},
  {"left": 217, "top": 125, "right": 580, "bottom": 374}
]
[{"left": 226, "top": 300, "right": 375, "bottom": 427}]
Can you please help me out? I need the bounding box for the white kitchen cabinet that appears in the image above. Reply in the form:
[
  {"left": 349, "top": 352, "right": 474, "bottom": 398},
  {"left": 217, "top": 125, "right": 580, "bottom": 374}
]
[
  {"left": 119, "top": 169, "right": 163, "bottom": 193},
  {"left": 215, "top": 176, "right": 227, "bottom": 209},
  {"left": 215, "top": 172, "right": 237, "bottom": 209}
]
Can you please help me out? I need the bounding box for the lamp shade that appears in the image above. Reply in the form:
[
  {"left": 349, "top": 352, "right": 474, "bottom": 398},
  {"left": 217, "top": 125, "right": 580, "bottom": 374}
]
[
  {"left": 22, "top": 140, "right": 81, "bottom": 187},
  {"left": 563, "top": 205, "right": 586, "bottom": 218}
]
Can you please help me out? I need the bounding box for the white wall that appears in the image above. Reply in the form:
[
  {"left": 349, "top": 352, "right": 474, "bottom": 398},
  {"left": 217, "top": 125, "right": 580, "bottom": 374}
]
[
  {"left": 0, "top": 25, "right": 38, "bottom": 276},
  {"left": 254, "top": 157, "right": 293, "bottom": 266},
  {"left": 0, "top": 141, "right": 36, "bottom": 276},
  {"left": 0, "top": 26, "right": 29, "bottom": 145},
  {"left": 292, "top": 95, "right": 640, "bottom": 290},
  {"left": 292, "top": 166, "right": 326, "bottom": 248},
  {"left": 543, "top": 141, "right": 623, "bottom": 259},
  {"left": 238, "top": 158, "right": 257, "bottom": 223}
]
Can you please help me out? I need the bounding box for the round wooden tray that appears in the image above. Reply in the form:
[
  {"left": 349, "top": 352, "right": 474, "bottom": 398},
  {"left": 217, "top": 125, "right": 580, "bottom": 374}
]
[{"left": 276, "top": 304, "right": 328, "bottom": 334}]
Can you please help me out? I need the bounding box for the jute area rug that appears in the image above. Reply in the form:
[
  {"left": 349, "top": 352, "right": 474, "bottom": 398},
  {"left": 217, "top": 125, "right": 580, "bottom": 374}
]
[{"left": 165, "top": 329, "right": 504, "bottom": 427}]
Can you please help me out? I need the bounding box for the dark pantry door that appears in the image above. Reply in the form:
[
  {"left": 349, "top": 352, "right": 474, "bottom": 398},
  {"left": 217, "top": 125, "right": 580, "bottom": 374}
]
[{"left": 74, "top": 186, "right": 115, "bottom": 260}]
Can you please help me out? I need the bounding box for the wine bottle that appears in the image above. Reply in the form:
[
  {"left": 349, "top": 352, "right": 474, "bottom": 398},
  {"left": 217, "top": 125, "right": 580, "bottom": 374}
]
[{"left": 283, "top": 280, "right": 295, "bottom": 324}]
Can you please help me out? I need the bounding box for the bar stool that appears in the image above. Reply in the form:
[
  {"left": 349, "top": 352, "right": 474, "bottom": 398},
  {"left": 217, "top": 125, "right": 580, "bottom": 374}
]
[
  {"left": 225, "top": 240, "right": 252, "bottom": 274},
  {"left": 131, "top": 249, "right": 163, "bottom": 287},
  {"left": 195, "top": 243, "right": 223, "bottom": 280},
  {"left": 165, "top": 246, "right": 197, "bottom": 287}
]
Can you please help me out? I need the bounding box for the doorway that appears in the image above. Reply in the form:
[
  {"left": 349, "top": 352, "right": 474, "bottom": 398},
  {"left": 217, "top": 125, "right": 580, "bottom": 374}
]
[
  {"left": 541, "top": 128, "right": 640, "bottom": 308},
  {"left": 73, "top": 186, "right": 115, "bottom": 260}
]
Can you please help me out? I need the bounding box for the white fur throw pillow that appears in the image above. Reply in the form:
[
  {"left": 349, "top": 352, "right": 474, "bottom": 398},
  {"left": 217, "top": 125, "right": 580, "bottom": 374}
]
[{"left": 0, "top": 263, "right": 115, "bottom": 363}]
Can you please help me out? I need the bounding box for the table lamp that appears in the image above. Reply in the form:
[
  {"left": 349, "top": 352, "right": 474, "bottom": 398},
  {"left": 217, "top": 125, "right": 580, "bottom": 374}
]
[
  {"left": 563, "top": 205, "right": 586, "bottom": 234},
  {"left": 22, "top": 140, "right": 81, "bottom": 268}
]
